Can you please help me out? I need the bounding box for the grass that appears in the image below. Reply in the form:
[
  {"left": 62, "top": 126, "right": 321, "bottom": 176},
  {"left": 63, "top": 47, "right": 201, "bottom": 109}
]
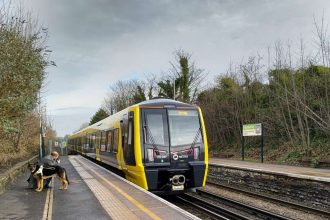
[
  {"left": 210, "top": 141, "right": 330, "bottom": 168},
  {"left": 0, "top": 140, "right": 39, "bottom": 172}
]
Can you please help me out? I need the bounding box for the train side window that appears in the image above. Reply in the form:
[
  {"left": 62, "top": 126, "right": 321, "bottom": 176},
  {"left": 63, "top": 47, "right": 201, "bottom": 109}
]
[
  {"left": 113, "top": 129, "right": 119, "bottom": 153},
  {"left": 106, "top": 130, "right": 113, "bottom": 152},
  {"left": 90, "top": 135, "right": 93, "bottom": 148},
  {"left": 91, "top": 134, "right": 96, "bottom": 149},
  {"left": 87, "top": 135, "right": 90, "bottom": 148},
  {"left": 85, "top": 136, "right": 88, "bottom": 148},
  {"left": 100, "top": 131, "right": 106, "bottom": 151},
  {"left": 95, "top": 132, "right": 101, "bottom": 148}
]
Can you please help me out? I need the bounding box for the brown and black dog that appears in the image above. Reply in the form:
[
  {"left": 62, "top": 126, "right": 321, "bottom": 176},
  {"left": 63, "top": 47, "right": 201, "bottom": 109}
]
[{"left": 28, "top": 163, "right": 69, "bottom": 192}]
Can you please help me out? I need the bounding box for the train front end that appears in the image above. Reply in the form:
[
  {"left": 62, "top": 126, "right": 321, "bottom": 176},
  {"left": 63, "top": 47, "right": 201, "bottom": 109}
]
[{"left": 140, "top": 100, "right": 208, "bottom": 194}]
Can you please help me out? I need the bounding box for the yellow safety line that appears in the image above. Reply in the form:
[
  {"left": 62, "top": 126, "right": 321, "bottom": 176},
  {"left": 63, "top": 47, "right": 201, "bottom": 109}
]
[
  {"left": 79, "top": 159, "right": 161, "bottom": 220},
  {"left": 42, "top": 177, "right": 54, "bottom": 220},
  {"left": 48, "top": 177, "right": 54, "bottom": 220},
  {"left": 42, "top": 187, "right": 50, "bottom": 220}
]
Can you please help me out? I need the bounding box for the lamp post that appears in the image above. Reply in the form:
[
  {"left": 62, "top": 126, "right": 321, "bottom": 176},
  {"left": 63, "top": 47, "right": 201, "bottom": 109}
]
[
  {"left": 173, "top": 78, "right": 176, "bottom": 100},
  {"left": 38, "top": 90, "right": 42, "bottom": 159},
  {"left": 38, "top": 90, "right": 46, "bottom": 159}
]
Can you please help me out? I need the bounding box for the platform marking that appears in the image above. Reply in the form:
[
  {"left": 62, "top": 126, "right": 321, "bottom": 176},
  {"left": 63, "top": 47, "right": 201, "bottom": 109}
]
[
  {"left": 42, "top": 186, "right": 50, "bottom": 220},
  {"left": 73, "top": 157, "right": 161, "bottom": 220},
  {"left": 76, "top": 156, "right": 200, "bottom": 220},
  {"left": 209, "top": 162, "right": 330, "bottom": 183},
  {"left": 42, "top": 177, "right": 54, "bottom": 220},
  {"left": 86, "top": 166, "right": 161, "bottom": 220},
  {"left": 48, "top": 181, "right": 54, "bottom": 220},
  {"left": 69, "top": 157, "right": 138, "bottom": 220}
]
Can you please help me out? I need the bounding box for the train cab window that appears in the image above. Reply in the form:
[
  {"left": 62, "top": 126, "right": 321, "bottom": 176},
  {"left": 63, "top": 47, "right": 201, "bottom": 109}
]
[
  {"left": 145, "top": 112, "right": 167, "bottom": 146},
  {"left": 168, "top": 110, "right": 202, "bottom": 146},
  {"left": 113, "top": 129, "right": 119, "bottom": 153}
]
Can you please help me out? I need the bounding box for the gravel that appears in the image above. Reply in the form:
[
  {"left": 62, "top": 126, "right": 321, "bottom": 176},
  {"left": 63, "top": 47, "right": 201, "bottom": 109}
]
[{"left": 204, "top": 184, "right": 330, "bottom": 220}]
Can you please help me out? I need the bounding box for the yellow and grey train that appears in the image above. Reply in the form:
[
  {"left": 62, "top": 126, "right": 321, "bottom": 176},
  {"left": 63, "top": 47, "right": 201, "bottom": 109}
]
[{"left": 68, "top": 99, "right": 208, "bottom": 194}]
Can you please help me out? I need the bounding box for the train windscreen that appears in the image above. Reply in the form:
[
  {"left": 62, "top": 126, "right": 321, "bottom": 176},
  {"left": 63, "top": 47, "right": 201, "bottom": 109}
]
[
  {"left": 142, "top": 108, "right": 203, "bottom": 164},
  {"left": 145, "top": 113, "right": 166, "bottom": 146},
  {"left": 168, "top": 110, "right": 202, "bottom": 147}
]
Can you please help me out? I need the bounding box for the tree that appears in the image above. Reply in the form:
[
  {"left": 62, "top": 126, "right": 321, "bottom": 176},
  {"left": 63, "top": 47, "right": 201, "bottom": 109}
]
[
  {"left": 104, "top": 80, "right": 147, "bottom": 114},
  {"left": 0, "top": 3, "right": 52, "bottom": 156},
  {"left": 89, "top": 108, "right": 109, "bottom": 125},
  {"left": 168, "top": 50, "right": 205, "bottom": 103},
  {"left": 158, "top": 79, "right": 175, "bottom": 99},
  {"left": 132, "top": 85, "right": 146, "bottom": 104}
]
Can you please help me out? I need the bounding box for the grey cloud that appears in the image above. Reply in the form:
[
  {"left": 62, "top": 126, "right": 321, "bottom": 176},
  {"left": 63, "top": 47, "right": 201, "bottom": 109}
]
[
  {"left": 54, "top": 106, "right": 93, "bottom": 111},
  {"left": 19, "top": 0, "right": 330, "bottom": 136}
]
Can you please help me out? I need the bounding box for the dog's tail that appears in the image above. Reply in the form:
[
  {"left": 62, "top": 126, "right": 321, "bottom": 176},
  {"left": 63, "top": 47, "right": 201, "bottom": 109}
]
[{"left": 64, "top": 168, "right": 70, "bottom": 185}]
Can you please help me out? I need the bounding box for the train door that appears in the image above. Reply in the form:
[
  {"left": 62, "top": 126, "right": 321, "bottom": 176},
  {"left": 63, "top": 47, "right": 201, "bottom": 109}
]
[
  {"left": 121, "top": 112, "right": 136, "bottom": 166},
  {"left": 141, "top": 109, "right": 170, "bottom": 165}
]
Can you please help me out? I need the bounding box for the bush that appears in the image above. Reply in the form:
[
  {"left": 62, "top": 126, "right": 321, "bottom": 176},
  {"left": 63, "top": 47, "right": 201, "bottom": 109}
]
[{"left": 0, "top": 3, "right": 52, "bottom": 166}]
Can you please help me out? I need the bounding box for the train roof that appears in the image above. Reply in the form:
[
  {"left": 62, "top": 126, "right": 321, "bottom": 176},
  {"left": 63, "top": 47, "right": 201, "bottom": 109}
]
[
  {"left": 136, "top": 98, "right": 196, "bottom": 108},
  {"left": 69, "top": 99, "right": 197, "bottom": 138}
]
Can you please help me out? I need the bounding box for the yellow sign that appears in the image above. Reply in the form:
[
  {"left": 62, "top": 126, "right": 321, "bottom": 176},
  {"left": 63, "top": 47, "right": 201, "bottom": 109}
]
[{"left": 178, "top": 111, "right": 188, "bottom": 116}]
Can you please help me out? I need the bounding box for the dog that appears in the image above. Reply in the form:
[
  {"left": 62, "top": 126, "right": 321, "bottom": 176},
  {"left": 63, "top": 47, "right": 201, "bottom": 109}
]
[{"left": 28, "top": 163, "right": 69, "bottom": 192}]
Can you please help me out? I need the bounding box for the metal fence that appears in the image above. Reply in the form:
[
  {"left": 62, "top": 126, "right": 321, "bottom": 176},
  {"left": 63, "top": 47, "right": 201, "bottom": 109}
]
[{"left": 44, "top": 139, "right": 68, "bottom": 157}]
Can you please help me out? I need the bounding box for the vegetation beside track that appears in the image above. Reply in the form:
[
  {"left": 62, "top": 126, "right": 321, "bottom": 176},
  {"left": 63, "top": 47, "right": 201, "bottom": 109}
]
[
  {"left": 0, "top": 3, "right": 55, "bottom": 169},
  {"left": 90, "top": 18, "right": 330, "bottom": 167}
]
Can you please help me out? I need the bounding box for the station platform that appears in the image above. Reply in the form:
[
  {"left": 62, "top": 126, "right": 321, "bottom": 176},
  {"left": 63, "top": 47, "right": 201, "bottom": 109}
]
[
  {"left": 209, "top": 157, "right": 330, "bottom": 182},
  {"left": 0, "top": 155, "right": 199, "bottom": 220}
]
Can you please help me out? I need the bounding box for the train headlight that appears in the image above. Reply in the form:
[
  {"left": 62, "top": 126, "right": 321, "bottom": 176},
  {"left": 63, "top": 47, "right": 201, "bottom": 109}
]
[
  {"left": 193, "top": 147, "right": 199, "bottom": 160},
  {"left": 147, "top": 148, "right": 154, "bottom": 162}
]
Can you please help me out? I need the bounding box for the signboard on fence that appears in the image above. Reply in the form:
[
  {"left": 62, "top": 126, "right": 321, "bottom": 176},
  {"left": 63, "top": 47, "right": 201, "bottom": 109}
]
[
  {"left": 60, "top": 141, "right": 66, "bottom": 149},
  {"left": 243, "top": 123, "right": 262, "bottom": 136}
]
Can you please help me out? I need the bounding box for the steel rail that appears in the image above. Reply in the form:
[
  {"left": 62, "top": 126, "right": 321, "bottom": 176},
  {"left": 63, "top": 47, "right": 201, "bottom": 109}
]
[
  {"left": 206, "top": 180, "right": 330, "bottom": 217},
  {"left": 191, "top": 190, "right": 293, "bottom": 220},
  {"left": 176, "top": 194, "right": 250, "bottom": 220}
]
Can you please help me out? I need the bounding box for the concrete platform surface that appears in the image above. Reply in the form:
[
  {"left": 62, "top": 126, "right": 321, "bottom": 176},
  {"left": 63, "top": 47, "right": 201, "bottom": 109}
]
[
  {"left": 0, "top": 155, "right": 199, "bottom": 220},
  {"left": 210, "top": 157, "right": 330, "bottom": 182}
]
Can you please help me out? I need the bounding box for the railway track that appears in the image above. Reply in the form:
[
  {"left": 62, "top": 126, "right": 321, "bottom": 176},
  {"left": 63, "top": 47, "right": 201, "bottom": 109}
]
[
  {"left": 206, "top": 180, "right": 330, "bottom": 217},
  {"left": 176, "top": 191, "right": 292, "bottom": 220},
  {"left": 80, "top": 155, "right": 329, "bottom": 219}
]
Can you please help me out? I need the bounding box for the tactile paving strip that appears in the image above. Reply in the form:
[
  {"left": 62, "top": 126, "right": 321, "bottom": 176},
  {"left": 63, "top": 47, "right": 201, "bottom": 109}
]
[{"left": 69, "top": 157, "right": 138, "bottom": 220}]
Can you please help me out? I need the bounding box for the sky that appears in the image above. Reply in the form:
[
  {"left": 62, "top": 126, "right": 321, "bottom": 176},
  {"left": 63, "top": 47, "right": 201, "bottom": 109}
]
[{"left": 13, "top": 0, "right": 330, "bottom": 137}]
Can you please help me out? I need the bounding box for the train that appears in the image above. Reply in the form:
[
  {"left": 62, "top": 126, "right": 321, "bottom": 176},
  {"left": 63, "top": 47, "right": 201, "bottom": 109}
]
[{"left": 68, "top": 99, "right": 208, "bottom": 194}]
